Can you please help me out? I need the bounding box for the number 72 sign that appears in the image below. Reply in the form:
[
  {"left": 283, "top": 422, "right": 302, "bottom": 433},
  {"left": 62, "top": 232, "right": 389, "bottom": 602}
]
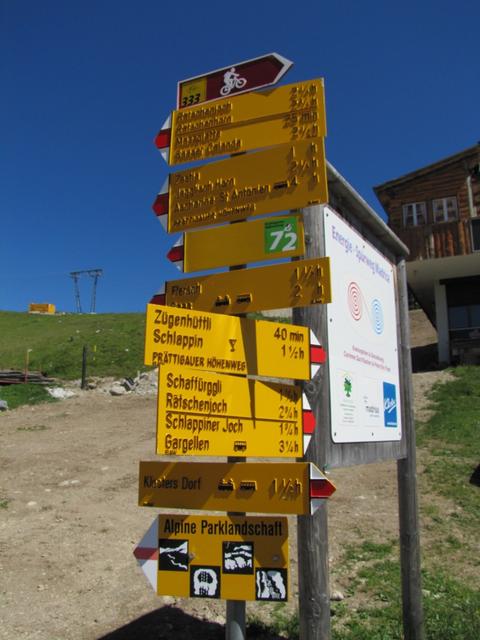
[{"left": 264, "top": 217, "right": 299, "bottom": 254}]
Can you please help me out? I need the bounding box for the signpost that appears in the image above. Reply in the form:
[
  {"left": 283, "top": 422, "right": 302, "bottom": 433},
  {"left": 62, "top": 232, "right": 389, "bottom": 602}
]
[
  {"left": 140, "top": 54, "right": 338, "bottom": 639},
  {"left": 150, "top": 256, "right": 332, "bottom": 315},
  {"left": 134, "top": 514, "right": 289, "bottom": 601},
  {"left": 153, "top": 140, "right": 327, "bottom": 232},
  {"left": 155, "top": 365, "right": 315, "bottom": 458},
  {"left": 144, "top": 304, "right": 325, "bottom": 381},
  {"left": 177, "top": 52, "right": 293, "bottom": 109},
  {"left": 138, "top": 461, "right": 336, "bottom": 515},
  {"left": 156, "top": 79, "right": 326, "bottom": 165}
]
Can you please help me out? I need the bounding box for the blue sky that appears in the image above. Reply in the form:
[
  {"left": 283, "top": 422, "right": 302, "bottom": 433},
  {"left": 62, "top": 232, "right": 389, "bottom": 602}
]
[{"left": 1, "top": 0, "right": 478, "bottom": 313}]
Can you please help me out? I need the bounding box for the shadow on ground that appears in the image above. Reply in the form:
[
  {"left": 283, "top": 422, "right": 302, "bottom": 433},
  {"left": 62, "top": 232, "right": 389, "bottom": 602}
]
[
  {"left": 97, "top": 606, "right": 223, "bottom": 640},
  {"left": 411, "top": 342, "right": 442, "bottom": 372},
  {"left": 97, "top": 605, "right": 288, "bottom": 640}
]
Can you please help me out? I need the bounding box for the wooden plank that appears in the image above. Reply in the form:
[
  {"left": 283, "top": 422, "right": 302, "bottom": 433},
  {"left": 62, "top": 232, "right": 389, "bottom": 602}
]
[
  {"left": 293, "top": 204, "right": 332, "bottom": 640},
  {"left": 396, "top": 259, "right": 425, "bottom": 640}
]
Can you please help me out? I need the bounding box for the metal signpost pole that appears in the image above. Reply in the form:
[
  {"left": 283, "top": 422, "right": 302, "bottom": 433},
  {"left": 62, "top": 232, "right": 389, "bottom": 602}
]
[
  {"left": 226, "top": 599, "right": 246, "bottom": 640},
  {"left": 226, "top": 248, "right": 246, "bottom": 640}
]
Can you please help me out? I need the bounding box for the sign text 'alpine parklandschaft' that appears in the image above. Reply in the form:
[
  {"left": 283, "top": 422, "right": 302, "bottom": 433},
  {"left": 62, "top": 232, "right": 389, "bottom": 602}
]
[
  {"left": 144, "top": 304, "right": 325, "bottom": 381},
  {"left": 134, "top": 514, "right": 289, "bottom": 601},
  {"left": 153, "top": 140, "right": 327, "bottom": 232},
  {"left": 155, "top": 365, "right": 315, "bottom": 458},
  {"left": 156, "top": 79, "right": 326, "bottom": 165},
  {"left": 138, "top": 461, "right": 336, "bottom": 515},
  {"left": 150, "top": 257, "right": 331, "bottom": 315}
]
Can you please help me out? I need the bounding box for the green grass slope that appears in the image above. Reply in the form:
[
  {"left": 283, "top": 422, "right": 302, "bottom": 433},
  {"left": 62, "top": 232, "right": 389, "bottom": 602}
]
[{"left": 0, "top": 311, "right": 147, "bottom": 380}]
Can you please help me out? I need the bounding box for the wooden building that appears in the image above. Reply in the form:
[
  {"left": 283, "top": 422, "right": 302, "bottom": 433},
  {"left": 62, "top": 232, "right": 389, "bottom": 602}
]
[{"left": 374, "top": 143, "right": 480, "bottom": 364}]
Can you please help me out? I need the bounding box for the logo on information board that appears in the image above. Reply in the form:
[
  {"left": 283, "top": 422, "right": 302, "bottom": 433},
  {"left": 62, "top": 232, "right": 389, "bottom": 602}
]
[
  {"left": 371, "top": 299, "right": 384, "bottom": 335},
  {"left": 343, "top": 376, "right": 352, "bottom": 398},
  {"left": 347, "top": 282, "right": 363, "bottom": 321},
  {"left": 383, "top": 382, "right": 397, "bottom": 427}
]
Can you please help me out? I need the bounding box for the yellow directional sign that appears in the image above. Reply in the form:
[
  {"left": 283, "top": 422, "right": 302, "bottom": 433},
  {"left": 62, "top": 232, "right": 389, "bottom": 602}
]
[
  {"left": 155, "top": 365, "right": 312, "bottom": 458},
  {"left": 151, "top": 257, "right": 331, "bottom": 315},
  {"left": 134, "top": 514, "right": 289, "bottom": 601},
  {"left": 163, "top": 79, "right": 326, "bottom": 165},
  {"left": 139, "top": 461, "right": 336, "bottom": 515},
  {"left": 157, "top": 140, "right": 327, "bottom": 232},
  {"left": 144, "top": 304, "right": 324, "bottom": 381},
  {"left": 172, "top": 214, "right": 306, "bottom": 271}
]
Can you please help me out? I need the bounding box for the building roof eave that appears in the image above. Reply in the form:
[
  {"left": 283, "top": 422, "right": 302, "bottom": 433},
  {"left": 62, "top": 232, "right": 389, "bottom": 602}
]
[
  {"left": 373, "top": 143, "right": 480, "bottom": 193},
  {"left": 327, "top": 161, "right": 409, "bottom": 259}
]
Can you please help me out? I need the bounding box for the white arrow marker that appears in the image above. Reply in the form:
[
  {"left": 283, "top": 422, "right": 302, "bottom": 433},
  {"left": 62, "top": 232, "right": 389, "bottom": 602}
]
[{"left": 133, "top": 517, "right": 158, "bottom": 592}]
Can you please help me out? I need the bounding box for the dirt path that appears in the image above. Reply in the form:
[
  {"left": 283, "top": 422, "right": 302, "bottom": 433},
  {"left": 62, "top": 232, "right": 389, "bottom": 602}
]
[{"left": 0, "top": 362, "right": 453, "bottom": 640}]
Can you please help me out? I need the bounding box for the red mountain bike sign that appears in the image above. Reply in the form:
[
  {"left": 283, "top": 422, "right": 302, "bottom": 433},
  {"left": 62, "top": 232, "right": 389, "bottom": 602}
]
[{"left": 177, "top": 52, "right": 293, "bottom": 109}]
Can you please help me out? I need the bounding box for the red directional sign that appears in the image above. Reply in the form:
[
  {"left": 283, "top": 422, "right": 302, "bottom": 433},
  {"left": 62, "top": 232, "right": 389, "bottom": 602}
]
[{"left": 177, "top": 53, "right": 293, "bottom": 109}]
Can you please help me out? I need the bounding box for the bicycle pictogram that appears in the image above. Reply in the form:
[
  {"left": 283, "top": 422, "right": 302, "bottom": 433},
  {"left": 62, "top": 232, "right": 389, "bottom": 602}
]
[{"left": 220, "top": 67, "right": 247, "bottom": 96}]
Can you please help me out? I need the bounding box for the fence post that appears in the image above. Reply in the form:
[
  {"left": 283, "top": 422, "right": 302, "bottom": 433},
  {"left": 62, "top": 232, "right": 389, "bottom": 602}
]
[
  {"left": 293, "top": 204, "right": 331, "bottom": 640},
  {"left": 396, "top": 259, "right": 425, "bottom": 640},
  {"left": 81, "top": 345, "right": 88, "bottom": 390}
]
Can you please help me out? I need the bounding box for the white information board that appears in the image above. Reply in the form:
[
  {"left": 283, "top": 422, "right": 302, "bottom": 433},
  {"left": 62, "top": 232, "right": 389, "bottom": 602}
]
[{"left": 324, "top": 207, "right": 402, "bottom": 443}]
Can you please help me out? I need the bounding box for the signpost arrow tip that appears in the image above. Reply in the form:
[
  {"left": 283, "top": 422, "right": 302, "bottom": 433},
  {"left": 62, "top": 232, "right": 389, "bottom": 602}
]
[
  {"left": 155, "top": 115, "right": 171, "bottom": 161},
  {"left": 152, "top": 178, "right": 169, "bottom": 231},
  {"left": 150, "top": 284, "right": 165, "bottom": 306},
  {"left": 302, "top": 393, "right": 315, "bottom": 435},
  {"left": 309, "top": 464, "right": 336, "bottom": 513},
  {"left": 166, "top": 237, "right": 184, "bottom": 271},
  {"left": 133, "top": 517, "right": 159, "bottom": 592},
  {"left": 309, "top": 330, "right": 326, "bottom": 379}
]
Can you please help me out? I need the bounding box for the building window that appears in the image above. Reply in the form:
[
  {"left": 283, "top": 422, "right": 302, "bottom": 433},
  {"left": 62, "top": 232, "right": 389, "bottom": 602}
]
[
  {"left": 449, "top": 305, "right": 480, "bottom": 330},
  {"left": 432, "top": 196, "right": 458, "bottom": 223},
  {"left": 402, "top": 202, "right": 427, "bottom": 227},
  {"left": 472, "top": 218, "right": 480, "bottom": 251}
]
